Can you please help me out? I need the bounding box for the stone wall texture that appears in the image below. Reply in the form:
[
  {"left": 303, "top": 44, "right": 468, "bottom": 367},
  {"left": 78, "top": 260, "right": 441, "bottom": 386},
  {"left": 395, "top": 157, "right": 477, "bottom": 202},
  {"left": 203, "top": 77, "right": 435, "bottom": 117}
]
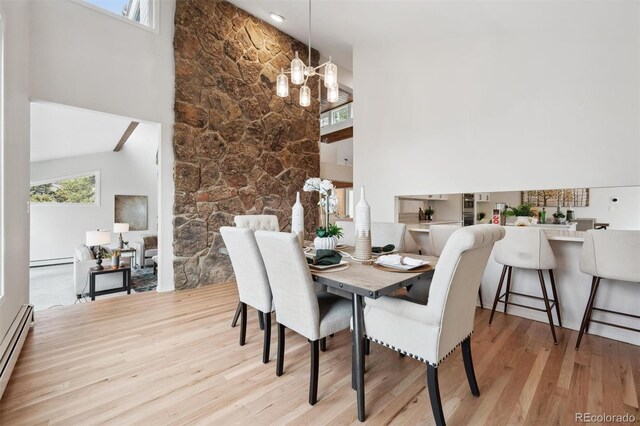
[{"left": 173, "top": 0, "right": 320, "bottom": 289}]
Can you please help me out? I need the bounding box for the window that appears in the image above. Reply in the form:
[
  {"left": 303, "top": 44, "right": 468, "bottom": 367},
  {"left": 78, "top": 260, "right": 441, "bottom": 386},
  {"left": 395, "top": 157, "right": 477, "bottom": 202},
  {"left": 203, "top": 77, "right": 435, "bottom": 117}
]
[
  {"left": 320, "top": 102, "right": 353, "bottom": 128},
  {"left": 75, "top": 0, "right": 155, "bottom": 30},
  {"left": 30, "top": 172, "right": 100, "bottom": 205}
]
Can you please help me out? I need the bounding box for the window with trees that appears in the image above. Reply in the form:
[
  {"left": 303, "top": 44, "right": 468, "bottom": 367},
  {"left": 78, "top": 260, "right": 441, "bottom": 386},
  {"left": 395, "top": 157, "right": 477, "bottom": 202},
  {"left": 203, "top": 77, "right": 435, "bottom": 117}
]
[
  {"left": 76, "top": 0, "right": 155, "bottom": 29},
  {"left": 30, "top": 172, "right": 99, "bottom": 205}
]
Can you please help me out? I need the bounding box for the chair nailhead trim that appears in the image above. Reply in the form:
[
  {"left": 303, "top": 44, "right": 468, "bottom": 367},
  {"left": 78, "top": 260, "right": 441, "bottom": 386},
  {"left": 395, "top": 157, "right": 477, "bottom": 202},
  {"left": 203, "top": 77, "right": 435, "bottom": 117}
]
[{"left": 364, "top": 331, "right": 474, "bottom": 366}]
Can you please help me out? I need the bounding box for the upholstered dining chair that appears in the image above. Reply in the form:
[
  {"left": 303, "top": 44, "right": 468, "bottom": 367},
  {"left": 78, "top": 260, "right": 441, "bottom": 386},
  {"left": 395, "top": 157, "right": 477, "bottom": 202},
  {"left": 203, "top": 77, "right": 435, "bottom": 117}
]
[
  {"left": 230, "top": 215, "right": 280, "bottom": 329},
  {"left": 220, "top": 226, "right": 274, "bottom": 364},
  {"left": 575, "top": 230, "right": 640, "bottom": 349},
  {"left": 336, "top": 221, "right": 407, "bottom": 252},
  {"left": 362, "top": 225, "right": 505, "bottom": 426},
  {"left": 255, "top": 231, "right": 352, "bottom": 405}
]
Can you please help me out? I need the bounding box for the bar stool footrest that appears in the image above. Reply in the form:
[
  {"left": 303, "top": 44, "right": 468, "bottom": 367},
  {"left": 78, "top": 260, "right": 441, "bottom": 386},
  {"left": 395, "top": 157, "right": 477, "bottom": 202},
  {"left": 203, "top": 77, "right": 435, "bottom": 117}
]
[{"left": 497, "top": 291, "right": 558, "bottom": 313}]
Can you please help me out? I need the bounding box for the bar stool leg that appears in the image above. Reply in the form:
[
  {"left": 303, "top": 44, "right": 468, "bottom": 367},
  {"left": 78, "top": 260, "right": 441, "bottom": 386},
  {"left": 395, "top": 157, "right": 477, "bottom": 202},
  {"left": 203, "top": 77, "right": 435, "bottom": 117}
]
[
  {"left": 503, "top": 266, "right": 512, "bottom": 314},
  {"left": 576, "top": 277, "right": 600, "bottom": 350},
  {"left": 537, "top": 270, "right": 558, "bottom": 344},
  {"left": 478, "top": 287, "right": 484, "bottom": 309},
  {"left": 489, "top": 265, "right": 508, "bottom": 325},
  {"left": 548, "top": 269, "right": 562, "bottom": 327},
  {"left": 239, "top": 302, "right": 248, "bottom": 346}
]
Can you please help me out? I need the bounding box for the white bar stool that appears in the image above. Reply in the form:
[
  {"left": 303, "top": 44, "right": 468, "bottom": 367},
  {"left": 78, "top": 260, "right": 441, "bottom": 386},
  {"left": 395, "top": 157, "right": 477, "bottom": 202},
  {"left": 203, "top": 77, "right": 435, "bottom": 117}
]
[
  {"left": 489, "top": 227, "right": 562, "bottom": 344},
  {"left": 576, "top": 230, "right": 640, "bottom": 349}
]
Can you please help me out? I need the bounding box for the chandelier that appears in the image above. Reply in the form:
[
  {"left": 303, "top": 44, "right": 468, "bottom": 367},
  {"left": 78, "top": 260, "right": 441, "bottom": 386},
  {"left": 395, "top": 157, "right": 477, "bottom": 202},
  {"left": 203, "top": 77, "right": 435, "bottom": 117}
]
[{"left": 275, "top": 0, "right": 339, "bottom": 107}]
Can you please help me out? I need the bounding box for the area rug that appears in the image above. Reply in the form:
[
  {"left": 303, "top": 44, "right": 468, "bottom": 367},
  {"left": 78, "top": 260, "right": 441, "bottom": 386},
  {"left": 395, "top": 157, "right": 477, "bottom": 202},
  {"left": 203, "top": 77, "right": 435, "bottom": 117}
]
[{"left": 131, "top": 267, "right": 158, "bottom": 293}]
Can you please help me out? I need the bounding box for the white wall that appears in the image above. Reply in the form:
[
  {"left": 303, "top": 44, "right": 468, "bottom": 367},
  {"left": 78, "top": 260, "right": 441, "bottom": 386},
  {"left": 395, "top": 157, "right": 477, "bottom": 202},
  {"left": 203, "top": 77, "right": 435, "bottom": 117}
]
[
  {"left": 353, "top": 12, "right": 640, "bottom": 221},
  {"left": 30, "top": 123, "right": 159, "bottom": 261},
  {"left": 0, "top": 0, "right": 31, "bottom": 352},
  {"left": 29, "top": 0, "right": 175, "bottom": 291},
  {"left": 569, "top": 186, "right": 640, "bottom": 230}
]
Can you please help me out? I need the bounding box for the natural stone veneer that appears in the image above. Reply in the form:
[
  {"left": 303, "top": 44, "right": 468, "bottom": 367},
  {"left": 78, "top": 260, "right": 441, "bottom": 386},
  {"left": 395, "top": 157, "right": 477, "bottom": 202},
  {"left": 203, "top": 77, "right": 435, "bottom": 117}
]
[{"left": 173, "top": 0, "right": 320, "bottom": 289}]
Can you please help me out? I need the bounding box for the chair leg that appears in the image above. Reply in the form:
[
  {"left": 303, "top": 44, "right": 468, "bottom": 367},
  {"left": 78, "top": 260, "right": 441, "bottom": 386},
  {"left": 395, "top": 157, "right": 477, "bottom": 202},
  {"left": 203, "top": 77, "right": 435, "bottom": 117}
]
[
  {"left": 489, "top": 265, "right": 508, "bottom": 325},
  {"left": 258, "top": 310, "right": 265, "bottom": 331},
  {"left": 239, "top": 303, "right": 247, "bottom": 346},
  {"left": 537, "top": 270, "right": 558, "bottom": 345},
  {"left": 309, "top": 340, "right": 320, "bottom": 405},
  {"left": 576, "top": 277, "right": 600, "bottom": 350},
  {"left": 231, "top": 302, "right": 242, "bottom": 328},
  {"left": 364, "top": 338, "right": 370, "bottom": 355},
  {"left": 320, "top": 337, "right": 327, "bottom": 352},
  {"left": 503, "top": 266, "right": 512, "bottom": 314},
  {"left": 462, "top": 337, "right": 480, "bottom": 396},
  {"left": 427, "top": 364, "right": 446, "bottom": 426},
  {"left": 478, "top": 286, "right": 484, "bottom": 309},
  {"left": 262, "top": 312, "right": 271, "bottom": 364},
  {"left": 548, "top": 269, "right": 562, "bottom": 328},
  {"left": 276, "top": 323, "right": 285, "bottom": 376}
]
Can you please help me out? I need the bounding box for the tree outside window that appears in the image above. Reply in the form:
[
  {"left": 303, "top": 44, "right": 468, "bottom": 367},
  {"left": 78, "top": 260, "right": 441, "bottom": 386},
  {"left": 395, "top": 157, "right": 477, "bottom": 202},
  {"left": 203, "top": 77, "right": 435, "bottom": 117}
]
[{"left": 30, "top": 174, "right": 97, "bottom": 204}]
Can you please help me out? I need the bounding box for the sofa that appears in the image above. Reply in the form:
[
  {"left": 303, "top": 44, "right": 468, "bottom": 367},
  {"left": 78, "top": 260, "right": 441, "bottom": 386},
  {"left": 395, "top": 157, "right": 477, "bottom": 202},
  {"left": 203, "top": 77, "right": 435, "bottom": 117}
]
[
  {"left": 133, "top": 234, "right": 158, "bottom": 268},
  {"left": 73, "top": 245, "right": 128, "bottom": 298}
]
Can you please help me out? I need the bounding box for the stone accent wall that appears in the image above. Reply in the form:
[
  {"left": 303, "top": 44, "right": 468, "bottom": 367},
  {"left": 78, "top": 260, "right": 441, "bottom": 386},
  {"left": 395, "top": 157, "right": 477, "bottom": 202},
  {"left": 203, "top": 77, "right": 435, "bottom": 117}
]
[{"left": 173, "top": 0, "right": 320, "bottom": 289}]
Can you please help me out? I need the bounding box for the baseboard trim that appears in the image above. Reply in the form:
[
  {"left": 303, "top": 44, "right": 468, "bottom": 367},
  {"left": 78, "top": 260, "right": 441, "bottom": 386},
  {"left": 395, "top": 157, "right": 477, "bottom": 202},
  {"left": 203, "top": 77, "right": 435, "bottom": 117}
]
[{"left": 0, "top": 304, "right": 34, "bottom": 399}]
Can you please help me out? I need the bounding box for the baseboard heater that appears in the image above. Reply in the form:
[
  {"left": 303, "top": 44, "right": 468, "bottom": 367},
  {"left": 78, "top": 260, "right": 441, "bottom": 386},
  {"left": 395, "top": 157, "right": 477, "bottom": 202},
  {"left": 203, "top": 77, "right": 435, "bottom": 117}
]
[{"left": 0, "top": 304, "right": 34, "bottom": 399}]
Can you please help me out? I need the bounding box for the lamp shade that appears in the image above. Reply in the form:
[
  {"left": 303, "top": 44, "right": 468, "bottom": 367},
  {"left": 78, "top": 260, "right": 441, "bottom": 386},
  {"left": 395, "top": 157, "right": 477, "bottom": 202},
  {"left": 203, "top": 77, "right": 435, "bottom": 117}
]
[
  {"left": 86, "top": 230, "right": 111, "bottom": 247},
  {"left": 113, "top": 223, "right": 130, "bottom": 233}
]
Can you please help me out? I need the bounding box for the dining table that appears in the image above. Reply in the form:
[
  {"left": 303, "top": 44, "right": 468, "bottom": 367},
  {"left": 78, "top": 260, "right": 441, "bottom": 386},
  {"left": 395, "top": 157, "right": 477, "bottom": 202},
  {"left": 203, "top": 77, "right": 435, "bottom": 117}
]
[{"left": 308, "top": 246, "right": 438, "bottom": 422}]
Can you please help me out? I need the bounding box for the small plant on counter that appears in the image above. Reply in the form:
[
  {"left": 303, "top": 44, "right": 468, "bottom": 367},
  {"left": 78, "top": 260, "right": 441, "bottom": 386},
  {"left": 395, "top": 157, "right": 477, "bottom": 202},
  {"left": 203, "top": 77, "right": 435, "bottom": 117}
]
[
  {"left": 477, "top": 212, "right": 486, "bottom": 222},
  {"left": 425, "top": 207, "right": 434, "bottom": 221},
  {"left": 505, "top": 203, "right": 535, "bottom": 217},
  {"left": 553, "top": 210, "right": 565, "bottom": 224}
]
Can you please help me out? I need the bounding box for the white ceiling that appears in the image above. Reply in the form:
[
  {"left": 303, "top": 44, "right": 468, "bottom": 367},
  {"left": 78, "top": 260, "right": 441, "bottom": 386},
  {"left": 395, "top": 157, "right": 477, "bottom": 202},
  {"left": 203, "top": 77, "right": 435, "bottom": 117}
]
[
  {"left": 30, "top": 101, "right": 137, "bottom": 163},
  {"left": 229, "top": 0, "right": 636, "bottom": 71}
]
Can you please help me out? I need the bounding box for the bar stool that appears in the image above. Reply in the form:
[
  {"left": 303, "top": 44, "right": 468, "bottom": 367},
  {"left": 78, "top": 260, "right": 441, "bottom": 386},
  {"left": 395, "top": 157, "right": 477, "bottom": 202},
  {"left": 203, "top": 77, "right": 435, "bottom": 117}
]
[
  {"left": 575, "top": 230, "right": 640, "bottom": 349},
  {"left": 489, "top": 227, "right": 562, "bottom": 344}
]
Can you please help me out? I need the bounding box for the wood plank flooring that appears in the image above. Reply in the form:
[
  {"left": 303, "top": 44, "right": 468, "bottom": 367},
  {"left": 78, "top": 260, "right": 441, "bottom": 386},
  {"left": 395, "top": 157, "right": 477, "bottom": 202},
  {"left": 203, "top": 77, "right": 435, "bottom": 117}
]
[{"left": 0, "top": 282, "right": 638, "bottom": 425}]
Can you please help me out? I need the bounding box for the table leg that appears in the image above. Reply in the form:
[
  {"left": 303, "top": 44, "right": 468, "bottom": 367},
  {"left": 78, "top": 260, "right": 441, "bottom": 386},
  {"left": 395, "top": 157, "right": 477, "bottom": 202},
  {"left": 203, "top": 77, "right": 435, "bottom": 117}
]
[
  {"left": 127, "top": 269, "right": 131, "bottom": 294},
  {"left": 90, "top": 274, "right": 96, "bottom": 301},
  {"left": 352, "top": 294, "right": 365, "bottom": 422}
]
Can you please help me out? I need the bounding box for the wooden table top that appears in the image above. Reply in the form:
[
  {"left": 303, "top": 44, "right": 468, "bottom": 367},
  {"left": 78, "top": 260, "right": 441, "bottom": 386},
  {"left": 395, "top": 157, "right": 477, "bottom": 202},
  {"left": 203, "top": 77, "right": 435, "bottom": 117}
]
[{"left": 310, "top": 248, "right": 438, "bottom": 299}]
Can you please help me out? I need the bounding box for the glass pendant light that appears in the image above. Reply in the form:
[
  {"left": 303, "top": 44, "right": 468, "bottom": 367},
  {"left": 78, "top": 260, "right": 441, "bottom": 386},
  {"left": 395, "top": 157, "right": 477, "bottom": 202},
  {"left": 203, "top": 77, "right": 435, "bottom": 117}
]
[
  {"left": 327, "top": 84, "right": 339, "bottom": 103},
  {"left": 299, "top": 85, "right": 311, "bottom": 107},
  {"left": 291, "top": 52, "right": 305, "bottom": 85},
  {"left": 324, "top": 62, "right": 337, "bottom": 88},
  {"left": 276, "top": 69, "right": 289, "bottom": 97}
]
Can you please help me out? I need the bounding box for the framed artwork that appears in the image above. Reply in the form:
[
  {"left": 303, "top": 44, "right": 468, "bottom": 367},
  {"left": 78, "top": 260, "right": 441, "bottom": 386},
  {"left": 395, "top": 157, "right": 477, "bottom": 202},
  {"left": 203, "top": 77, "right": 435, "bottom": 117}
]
[
  {"left": 521, "top": 189, "right": 589, "bottom": 208},
  {"left": 114, "top": 195, "right": 148, "bottom": 231}
]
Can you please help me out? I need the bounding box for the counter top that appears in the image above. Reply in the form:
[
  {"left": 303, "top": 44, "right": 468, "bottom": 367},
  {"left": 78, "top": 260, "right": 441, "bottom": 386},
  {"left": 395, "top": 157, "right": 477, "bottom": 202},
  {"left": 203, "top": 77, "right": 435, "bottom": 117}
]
[
  {"left": 544, "top": 230, "right": 585, "bottom": 242},
  {"left": 407, "top": 221, "right": 463, "bottom": 233}
]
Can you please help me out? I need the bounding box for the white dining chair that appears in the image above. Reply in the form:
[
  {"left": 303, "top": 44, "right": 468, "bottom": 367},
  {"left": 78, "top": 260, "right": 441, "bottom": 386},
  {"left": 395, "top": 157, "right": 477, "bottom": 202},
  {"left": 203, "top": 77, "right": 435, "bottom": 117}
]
[
  {"left": 405, "top": 224, "right": 461, "bottom": 303},
  {"left": 362, "top": 225, "right": 504, "bottom": 426},
  {"left": 220, "top": 226, "right": 274, "bottom": 364},
  {"left": 489, "top": 227, "right": 562, "bottom": 344},
  {"left": 576, "top": 230, "right": 640, "bottom": 349},
  {"left": 255, "top": 231, "right": 352, "bottom": 406},
  {"left": 230, "top": 215, "right": 279, "bottom": 329}
]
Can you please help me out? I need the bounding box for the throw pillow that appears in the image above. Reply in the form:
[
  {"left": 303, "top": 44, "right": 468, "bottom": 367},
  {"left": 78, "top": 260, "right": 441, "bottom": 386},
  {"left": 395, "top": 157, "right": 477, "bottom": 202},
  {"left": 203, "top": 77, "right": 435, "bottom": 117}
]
[{"left": 75, "top": 244, "right": 94, "bottom": 261}]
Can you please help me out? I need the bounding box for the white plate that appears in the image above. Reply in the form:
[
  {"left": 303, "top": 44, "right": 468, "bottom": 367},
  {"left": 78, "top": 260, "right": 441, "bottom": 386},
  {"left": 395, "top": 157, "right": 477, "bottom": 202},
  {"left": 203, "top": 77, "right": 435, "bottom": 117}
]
[
  {"left": 308, "top": 260, "right": 349, "bottom": 271},
  {"left": 336, "top": 243, "right": 348, "bottom": 249},
  {"left": 375, "top": 260, "right": 429, "bottom": 271}
]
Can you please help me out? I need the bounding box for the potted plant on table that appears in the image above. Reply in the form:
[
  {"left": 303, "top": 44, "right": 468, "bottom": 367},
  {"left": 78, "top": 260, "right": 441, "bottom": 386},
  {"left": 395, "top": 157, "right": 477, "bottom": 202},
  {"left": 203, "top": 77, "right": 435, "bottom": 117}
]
[
  {"left": 505, "top": 203, "right": 537, "bottom": 226},
  {"left": 303, "top": 177, "right": 343, "bottom": 250},
  {"left": 552, "top": 210, "right": 565, "bottom": 224}
]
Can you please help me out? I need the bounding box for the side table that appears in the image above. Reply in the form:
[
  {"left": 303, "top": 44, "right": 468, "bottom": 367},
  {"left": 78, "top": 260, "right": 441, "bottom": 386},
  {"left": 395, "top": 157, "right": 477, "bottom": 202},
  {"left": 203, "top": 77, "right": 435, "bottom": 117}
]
[{"left": 89, "top": 266, "right": 132, "bottom": 301}]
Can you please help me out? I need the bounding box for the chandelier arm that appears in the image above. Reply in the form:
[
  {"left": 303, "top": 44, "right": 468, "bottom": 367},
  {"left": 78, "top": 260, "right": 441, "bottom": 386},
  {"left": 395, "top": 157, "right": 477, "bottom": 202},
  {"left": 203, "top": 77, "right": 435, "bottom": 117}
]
[{"left": 307, "top": 0, "right": 312, "bottom": 66}]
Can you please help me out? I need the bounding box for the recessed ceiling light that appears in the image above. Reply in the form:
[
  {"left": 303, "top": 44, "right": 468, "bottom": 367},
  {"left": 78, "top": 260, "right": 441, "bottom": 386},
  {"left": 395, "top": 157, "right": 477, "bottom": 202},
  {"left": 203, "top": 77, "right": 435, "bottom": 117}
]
[{"left": 270, "top": 12, "right": 285, "bottom": 23}]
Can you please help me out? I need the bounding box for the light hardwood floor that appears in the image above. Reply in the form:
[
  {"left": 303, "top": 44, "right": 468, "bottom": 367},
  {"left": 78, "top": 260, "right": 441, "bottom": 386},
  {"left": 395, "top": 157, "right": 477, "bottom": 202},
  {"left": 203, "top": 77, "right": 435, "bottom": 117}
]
[{"left": 1, "top": 282, "right": 638, "bottom": 425}]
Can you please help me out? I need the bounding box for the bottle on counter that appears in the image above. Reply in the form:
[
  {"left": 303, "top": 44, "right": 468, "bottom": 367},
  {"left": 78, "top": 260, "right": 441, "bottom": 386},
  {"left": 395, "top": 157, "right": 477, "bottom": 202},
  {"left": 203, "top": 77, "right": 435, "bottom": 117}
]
[
  {"left": 418, "top": 207, "right": 425, "bottom": 222},
  {"left": 541, "top": 208, "right": 546, "bottom": 224}
]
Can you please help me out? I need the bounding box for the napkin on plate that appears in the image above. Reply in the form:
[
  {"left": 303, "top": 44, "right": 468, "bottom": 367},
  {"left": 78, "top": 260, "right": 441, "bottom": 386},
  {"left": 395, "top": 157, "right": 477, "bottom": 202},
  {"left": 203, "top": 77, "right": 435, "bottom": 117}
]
[
  {"left": 371, "top": 244, "right": 395, "bottom": 254},
  {"left": 376, "top": 254, "right": 426, "bottom": 267},
  {"left": 307, "top": 249, "right": 342, "bottom": 266}
]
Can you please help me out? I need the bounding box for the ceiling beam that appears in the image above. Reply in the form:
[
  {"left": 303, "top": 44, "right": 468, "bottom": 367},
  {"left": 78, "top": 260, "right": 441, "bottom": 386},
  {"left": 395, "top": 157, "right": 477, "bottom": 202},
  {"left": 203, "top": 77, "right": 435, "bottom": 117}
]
[
  {"left": 321, "top": 126, "right": 353, "bottom": 144},
  {"left": 113, "top": 121, "right": 139, "bottom": 152}
]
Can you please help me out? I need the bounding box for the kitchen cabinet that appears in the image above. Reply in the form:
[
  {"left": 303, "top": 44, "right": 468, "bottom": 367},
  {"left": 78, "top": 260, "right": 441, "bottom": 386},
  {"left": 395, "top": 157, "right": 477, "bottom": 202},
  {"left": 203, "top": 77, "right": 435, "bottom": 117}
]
[
  {"left": 425, "top": 194, "right": 449, "bottom": 200},
  {"left": 474, "top": 193, "right": 490, "bottom": 202}
]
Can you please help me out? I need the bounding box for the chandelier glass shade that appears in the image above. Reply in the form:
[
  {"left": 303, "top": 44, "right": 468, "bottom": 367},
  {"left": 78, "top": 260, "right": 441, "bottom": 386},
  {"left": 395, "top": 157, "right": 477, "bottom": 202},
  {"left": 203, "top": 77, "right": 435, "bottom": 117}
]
[{"left": 275, "top": 0, "right": 339, "bottom": 107}]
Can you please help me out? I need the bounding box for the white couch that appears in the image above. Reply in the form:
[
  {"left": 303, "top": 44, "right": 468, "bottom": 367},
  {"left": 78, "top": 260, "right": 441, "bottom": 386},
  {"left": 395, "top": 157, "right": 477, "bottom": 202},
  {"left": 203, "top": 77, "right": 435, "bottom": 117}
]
[{"left": 73, "top": 245, "right": 128, "bottom": 298}]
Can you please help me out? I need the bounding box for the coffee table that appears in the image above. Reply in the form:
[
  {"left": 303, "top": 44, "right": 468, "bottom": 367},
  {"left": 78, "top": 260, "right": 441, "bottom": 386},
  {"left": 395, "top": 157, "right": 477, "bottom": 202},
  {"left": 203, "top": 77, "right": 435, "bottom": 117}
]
[{"left": 88, "top": 265, "right": 131, "bottom": 301}]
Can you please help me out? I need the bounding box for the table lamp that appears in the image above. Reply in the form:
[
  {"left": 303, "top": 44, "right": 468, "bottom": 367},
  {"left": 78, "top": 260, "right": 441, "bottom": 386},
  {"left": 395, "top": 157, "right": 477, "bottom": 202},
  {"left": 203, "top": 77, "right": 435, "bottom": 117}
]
[
  {"left": 113, "top": 223, "right": 130, "bottom": 249},
  {"left": 86, "top": 229, "right": 111, "bottom": 270}
]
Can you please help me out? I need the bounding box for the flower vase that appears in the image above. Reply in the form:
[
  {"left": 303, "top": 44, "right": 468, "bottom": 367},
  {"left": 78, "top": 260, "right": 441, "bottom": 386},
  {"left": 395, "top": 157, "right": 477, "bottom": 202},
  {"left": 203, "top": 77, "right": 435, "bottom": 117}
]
[
  {"left": 354, "top": 186, "right": 372, "bottom": 260},
  {"left": 314, "top": 236, "right": 337, "bottom": 251},
  {"left": 111, "top": 256, "right": 120, "bottom": 267},
  {"left": 291, "top": 191, "right": 305, "bottom": 247}
]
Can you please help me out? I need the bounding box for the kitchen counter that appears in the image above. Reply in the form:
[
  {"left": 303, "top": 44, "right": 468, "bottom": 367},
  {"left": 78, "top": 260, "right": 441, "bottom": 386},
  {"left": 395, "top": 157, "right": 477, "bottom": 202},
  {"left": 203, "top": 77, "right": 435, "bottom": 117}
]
[
  {"left": 544, "top": 230, "right": 585, "bottom": 242},
  {"left": 407, "top": 221, "right": 463, "bottom": 233}
]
